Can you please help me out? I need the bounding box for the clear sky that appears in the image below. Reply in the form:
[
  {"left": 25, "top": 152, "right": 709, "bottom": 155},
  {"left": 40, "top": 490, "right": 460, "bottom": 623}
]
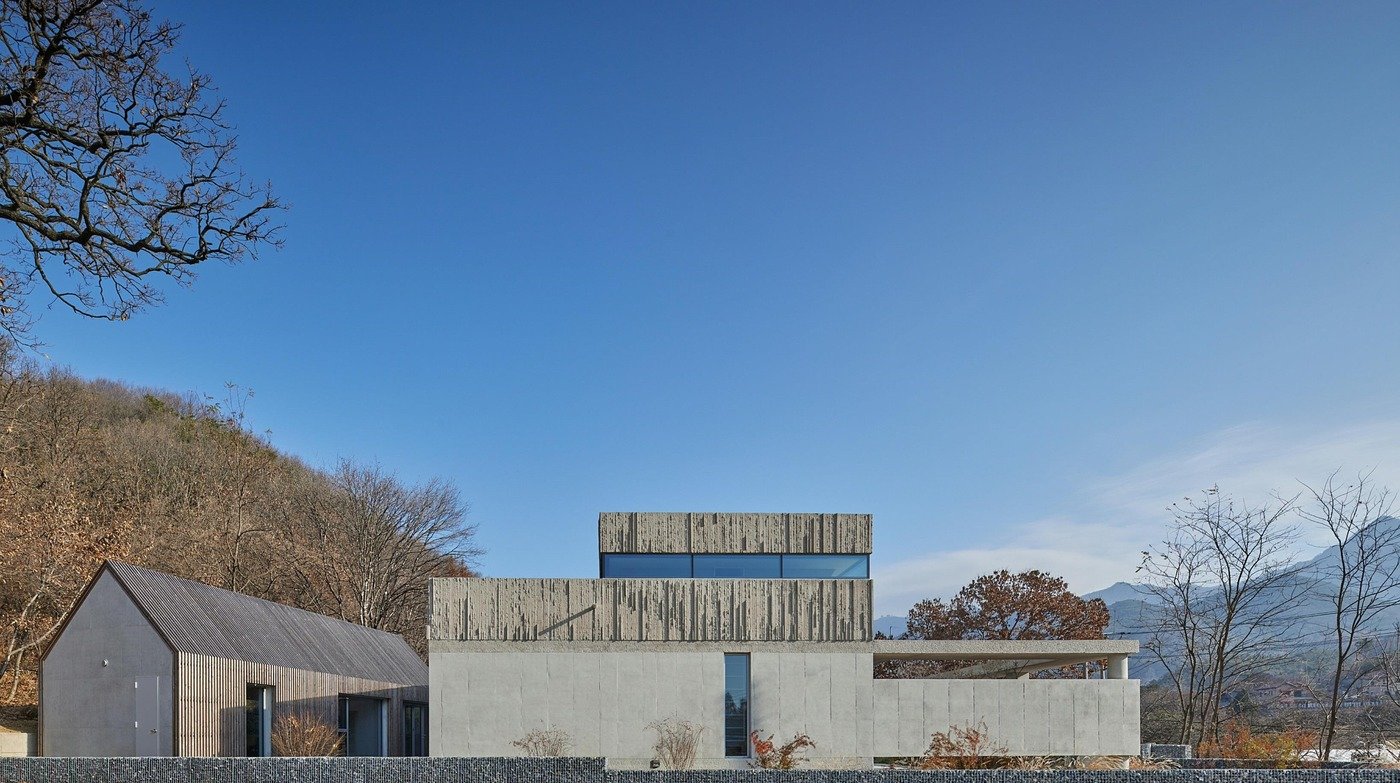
[{"left": 30, "top": 2, "right": 1400, "bottom": 615}]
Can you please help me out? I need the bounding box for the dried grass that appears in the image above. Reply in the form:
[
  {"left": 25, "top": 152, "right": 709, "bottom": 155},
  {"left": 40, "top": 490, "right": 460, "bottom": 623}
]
[{"left": 511, "top": 727, "right": 573, "bottom": 757}]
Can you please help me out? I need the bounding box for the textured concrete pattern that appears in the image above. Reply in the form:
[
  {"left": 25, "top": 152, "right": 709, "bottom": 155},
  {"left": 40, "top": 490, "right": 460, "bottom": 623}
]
[
  {"left": 0, "top": 757, "right": 1394, "bottom": 783},
  {"left": 40, "top": 571, "right": 175, "bottom": 756},
  {"left": 429, "top": 648, "right": 1138, "bottom": 767},
  {"left": 598, "top": 513, "right": 872, "bottom": 554},
  {"left": 430, "top": 578, "right": 873, "bottom": 642}
]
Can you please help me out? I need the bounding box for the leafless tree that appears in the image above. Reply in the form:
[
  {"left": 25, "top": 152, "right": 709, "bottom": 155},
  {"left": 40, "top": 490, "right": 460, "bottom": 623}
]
[
  {"left": 286, "top": 461, "right": 480, "bottom": 649},
  {"left": 1297, "top": 469, "right": 1400, "bottom": 760},
  {"left": 0, "top": 0, "right": 281, "bottom": 340},
  {"left": 1138, "top": 486, "right": 1303, "bottom": 746}
]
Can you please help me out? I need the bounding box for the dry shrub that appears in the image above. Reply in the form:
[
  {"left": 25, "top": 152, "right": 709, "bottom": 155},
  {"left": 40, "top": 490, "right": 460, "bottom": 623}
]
[
  {"left": 1197, "top": 719, "right": 1317, "bottom": 768},
  {"left": 271, "top": 711, "right": 342, "bottom": 757},
  {"left": 647, "top": 717, "right": 704, "bottom": 770},
  {"left": 511, "top": 727, "right": 573, "bottom": 756},
  {"left": 916, "top": 721, "right": 1009, "bottom": 769},
  {"left": 750, "top": 730, "right": 816, "bottom": 769},
  {"left": 1004, "top": 756, "right": 1055, "bottom": 770},
  {"left": 1130, "top": 756, "right": 1181, "bottom": 770}
]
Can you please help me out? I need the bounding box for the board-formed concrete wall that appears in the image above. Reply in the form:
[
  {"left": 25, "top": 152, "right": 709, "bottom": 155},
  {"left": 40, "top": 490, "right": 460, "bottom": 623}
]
[
  {"left": 40, "top": 570, "right": 175, "bottom": 756},
  {"left": 429, "top": 646, "right": 1138, "bottom": 768},
  {"left": 431, "top": 578, "right": 873, "bottom": 642},
  {"left": 0, "top": 757, "right": 1390, "bottom": 783},
  {"left": 598, "top": 513, "right": 872, "bottom": 554}
]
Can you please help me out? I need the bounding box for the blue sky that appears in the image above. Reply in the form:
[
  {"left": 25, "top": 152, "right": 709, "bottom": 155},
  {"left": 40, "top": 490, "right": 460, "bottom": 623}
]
[{"left": 28, "top": 2, "right": 1400, "bottom": 614}]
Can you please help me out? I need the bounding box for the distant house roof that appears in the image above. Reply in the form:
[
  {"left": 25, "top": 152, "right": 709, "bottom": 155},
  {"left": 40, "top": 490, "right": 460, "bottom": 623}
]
[{"left": 104, "top": 560, "right": 427, "bottom": 686}]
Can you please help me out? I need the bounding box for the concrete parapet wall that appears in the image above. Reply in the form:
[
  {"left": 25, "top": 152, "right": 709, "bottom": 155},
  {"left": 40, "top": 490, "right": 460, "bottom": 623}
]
[
  {"left": 598, "top": 513, "right": 872, "bottom": 554},
  {"left": 430, "top": 578, "right": 873, "bottom": 642},
  {"left": 0, "top": 757, "right": 1396, "bottom": 782}
]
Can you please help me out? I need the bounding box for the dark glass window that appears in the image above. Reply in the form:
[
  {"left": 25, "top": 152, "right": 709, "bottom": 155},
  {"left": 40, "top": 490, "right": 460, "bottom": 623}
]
[
  {"left": 403, "top": 702, "right": 427, "bottom": 756},
  {"left": 781, "top": 554, "right": 869, "bottom": 578},
  {"left": 723, "top": 653, "right": 750, "bottom": 757},
  {"left": 693, "top": 554, "right": 781, "bottom": 578},
  {"left": 245, "top": 684, "right": 272, "bottom": 757},
  {"left": 601, "top": 554, "right": 693, "bottom": 578}
]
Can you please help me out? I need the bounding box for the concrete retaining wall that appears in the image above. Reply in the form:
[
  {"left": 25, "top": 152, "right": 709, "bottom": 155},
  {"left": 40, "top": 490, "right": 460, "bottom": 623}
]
[{"left": 1, "top": 757, "right": 1397, "bottom": 783}]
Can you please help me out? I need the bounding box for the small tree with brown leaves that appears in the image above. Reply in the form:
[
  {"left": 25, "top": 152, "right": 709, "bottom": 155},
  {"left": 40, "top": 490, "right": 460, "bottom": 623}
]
[
  {"left": 916, "top": 721, "right": 1009, "bottom": 769},
  {"left": 271, "top": 711, "right": 342, "bottom": 757},
  {"left": 749, "top": 730, "right": 816, "bottom": 769},
  {"left": 885, "top": 570, "right": 1110, "bottom": 678}
]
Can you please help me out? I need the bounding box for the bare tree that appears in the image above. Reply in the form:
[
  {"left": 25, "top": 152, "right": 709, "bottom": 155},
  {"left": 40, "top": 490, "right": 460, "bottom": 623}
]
[
  {"left": 1138, "top": 486, "right": 1303, "bottom": 746},
  {"left": 0, "top": 0, "right": 281, "bottom": 339},
  {"left": 286, "top": 461, "right": 480, "bottom": 650},
  {"left": 1297, "top": 469, "right": 1400, "bottom": 760}
]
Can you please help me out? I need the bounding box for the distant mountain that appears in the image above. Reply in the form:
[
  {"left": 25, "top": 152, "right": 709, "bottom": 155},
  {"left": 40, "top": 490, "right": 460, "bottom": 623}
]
[
  {"left": 1083, "top": 581, "right": 1154, "bottom": 606},
  {"left": 1088, "top": 516, "right": 1400, "bottom": 683}
]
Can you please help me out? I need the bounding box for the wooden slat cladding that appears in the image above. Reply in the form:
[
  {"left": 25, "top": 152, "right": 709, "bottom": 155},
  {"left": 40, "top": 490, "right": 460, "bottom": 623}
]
[
  {"left": 429, "top": 578, "right": 873, "bottom": 642},
  {"left": 175, "top": 653, "right": 426, "bottom": 757},
  {"left": 597, "top": 512, "right": 872, "bottom": 554}
]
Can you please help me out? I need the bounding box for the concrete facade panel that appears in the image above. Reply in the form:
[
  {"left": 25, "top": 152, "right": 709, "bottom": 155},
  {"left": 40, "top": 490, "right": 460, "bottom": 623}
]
[
  {"left": 868, "top": 678, "right": 1138, "bottom": 759},
  {"left": 40, "top": 571, "right": 175, "bottom": 757},
  {"left": 597, "top": 513, "right": 872, "bottom": 555},
  {"left": 434, "top": 578, "right": 873, "bottom": 643}
]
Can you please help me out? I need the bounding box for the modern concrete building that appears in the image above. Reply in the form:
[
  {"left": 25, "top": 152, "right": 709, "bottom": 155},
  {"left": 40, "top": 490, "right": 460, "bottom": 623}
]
[
  {"left": 40, "top": 562, "right": 428, "bottom": 757},
  {"left": 428, "top": 512, "right": 1139, "bottom": 768}
]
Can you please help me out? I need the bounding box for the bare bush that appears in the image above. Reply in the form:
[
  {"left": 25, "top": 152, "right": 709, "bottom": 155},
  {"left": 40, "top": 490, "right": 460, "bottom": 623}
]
[
  {"left": 271, "top": 711, "right": 342, "bottom": 757},
  {"left": 647, "top": 717, "right": 704, "bottom": 770},
  {"left": 511, "top": 727, "right": 572, "bottom": 757}
]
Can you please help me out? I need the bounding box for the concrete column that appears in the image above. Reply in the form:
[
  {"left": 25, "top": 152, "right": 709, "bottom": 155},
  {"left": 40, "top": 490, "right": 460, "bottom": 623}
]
[{"left": 1106, "top": 655, "right": 1129, "bottom": 679}]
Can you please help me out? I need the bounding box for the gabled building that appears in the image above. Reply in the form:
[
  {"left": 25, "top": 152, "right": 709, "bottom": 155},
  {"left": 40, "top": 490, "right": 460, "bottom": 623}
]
[
  {"left": 428, "top": 512, "right": 1138, "bottom": 768},
  {"left": 40, "top": 562, "right": 428, "bottom": 757}
]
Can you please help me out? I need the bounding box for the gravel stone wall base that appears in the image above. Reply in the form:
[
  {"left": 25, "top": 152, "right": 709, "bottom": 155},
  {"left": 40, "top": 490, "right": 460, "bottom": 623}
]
[{"left": 1, "top": 758, "right": 1396, "bottom": 783}]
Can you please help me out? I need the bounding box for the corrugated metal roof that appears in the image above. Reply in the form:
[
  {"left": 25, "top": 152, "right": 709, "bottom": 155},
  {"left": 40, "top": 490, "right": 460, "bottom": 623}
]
[{"left": 106, "top": 561, "right": 427, "bottom": 686}]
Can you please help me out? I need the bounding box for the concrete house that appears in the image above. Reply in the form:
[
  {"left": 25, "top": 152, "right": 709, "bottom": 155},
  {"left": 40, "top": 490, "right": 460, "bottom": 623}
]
[
  {"left": 428, "top": 512, "right": 1139, "bottom": 768},
  {"left": 40, "top": 562, "right": 428, "bottom": 757}
]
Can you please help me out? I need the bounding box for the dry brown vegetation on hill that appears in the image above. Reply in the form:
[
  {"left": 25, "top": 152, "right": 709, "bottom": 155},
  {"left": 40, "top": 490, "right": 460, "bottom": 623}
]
[{"left": 0, "top": 343, "right": 479, "bottom": 706}]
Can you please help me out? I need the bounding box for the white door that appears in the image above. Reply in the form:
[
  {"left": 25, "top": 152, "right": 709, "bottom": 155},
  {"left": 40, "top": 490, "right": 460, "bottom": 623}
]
[{"left": 132, "top": 676, "right": 162, "bottom": 755}]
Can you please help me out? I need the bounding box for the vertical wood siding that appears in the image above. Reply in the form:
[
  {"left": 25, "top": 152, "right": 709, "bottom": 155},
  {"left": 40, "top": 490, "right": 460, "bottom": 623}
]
[
  {"left": 175, "top": 653, "right": 427, "bottom": 757},
  {"left": 429, "top": 578, "right": 873, "bottom": 642},
  {"left": 597, "top": 513, "right": 872, "bottom": 554}
]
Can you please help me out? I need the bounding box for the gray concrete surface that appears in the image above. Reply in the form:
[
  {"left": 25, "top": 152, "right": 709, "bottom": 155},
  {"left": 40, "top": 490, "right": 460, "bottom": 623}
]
[
  {"left": 0, "top": 732, "right": 32, "bottom": 757},
  {"left": 0, "top": 756, "right": 1391, "bottom": 783},
  {"left": 429, "top": 647, "right": 1140, "bottom": 767},
  {"left": 40, "top": 570, "right": 175, "bottom": 756}
]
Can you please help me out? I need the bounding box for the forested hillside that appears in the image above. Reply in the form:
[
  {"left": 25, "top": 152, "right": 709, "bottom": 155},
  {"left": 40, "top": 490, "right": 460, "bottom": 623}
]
[{"left": 0, "top": 345, "right": 478, "bottom": 707}]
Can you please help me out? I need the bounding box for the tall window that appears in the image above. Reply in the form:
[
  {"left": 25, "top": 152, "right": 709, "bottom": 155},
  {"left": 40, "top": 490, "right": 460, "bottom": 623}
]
[
  {"left": 723, "top": 653, "right": 750, "bottom": 757},
  {"left": 403, "top": 702, "right": 428, "bottom": 756},
  {"left": 245, "top": 684, "right": 273, "bottom": 757}
]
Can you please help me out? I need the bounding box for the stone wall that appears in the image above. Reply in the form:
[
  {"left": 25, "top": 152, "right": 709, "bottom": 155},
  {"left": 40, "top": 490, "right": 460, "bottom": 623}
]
[{"left": 1, "top": 758, "right": 1398, "bottom": 783}]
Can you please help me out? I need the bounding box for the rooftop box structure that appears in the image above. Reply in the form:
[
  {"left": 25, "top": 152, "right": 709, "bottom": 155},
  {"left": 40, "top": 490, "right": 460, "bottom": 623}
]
[{"left": 428, "top": 512, "right": 1138, "bottom": 769}]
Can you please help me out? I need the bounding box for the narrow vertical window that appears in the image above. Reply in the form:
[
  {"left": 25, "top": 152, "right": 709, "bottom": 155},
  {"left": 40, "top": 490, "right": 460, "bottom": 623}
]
[
  {"left": 723, "top": 653, "right": 750, "bottom": 757},
  {"left": 245, "top": 684, "right": 273, "bottom": 757}
]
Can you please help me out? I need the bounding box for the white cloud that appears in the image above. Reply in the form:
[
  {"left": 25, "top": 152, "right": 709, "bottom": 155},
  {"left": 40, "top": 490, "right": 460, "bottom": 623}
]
[{"left": 872, "top": 418, "right": 1400, "bottom": 616}]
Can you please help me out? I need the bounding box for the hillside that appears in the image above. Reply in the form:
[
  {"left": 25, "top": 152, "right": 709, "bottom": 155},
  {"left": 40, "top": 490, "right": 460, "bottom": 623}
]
[{"left": 0, "top": 348, "right": 477, "bottom": 707}]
